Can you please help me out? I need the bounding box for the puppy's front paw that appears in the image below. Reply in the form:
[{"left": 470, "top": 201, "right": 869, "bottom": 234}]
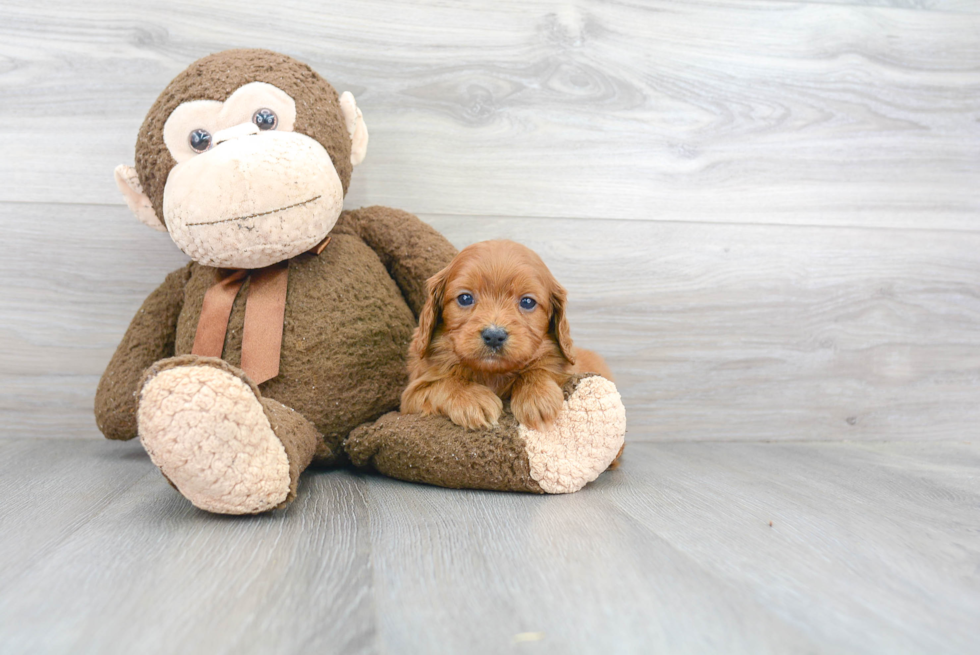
[
  {"left": 512, "top": 378, "right": 564, "bottom": 431},
  {"left": 446, "top": 385, "right": 504, "bottom": 430}
]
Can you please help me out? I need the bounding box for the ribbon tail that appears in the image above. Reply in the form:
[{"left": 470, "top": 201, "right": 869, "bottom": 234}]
[
  {"left": 241, "top": 261, "right": 290, "bottom": 385},
  {"left": 192, "top": 269, "right": 248, "bottom": 359}
]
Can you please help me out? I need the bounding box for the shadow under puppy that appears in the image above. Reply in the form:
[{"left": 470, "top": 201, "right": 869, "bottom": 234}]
[{"left": 401, "top": 239, "right": 613, "bottom": 432}]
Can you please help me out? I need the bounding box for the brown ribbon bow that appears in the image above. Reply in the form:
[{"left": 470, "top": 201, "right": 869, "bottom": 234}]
[{"left": 191, "top": 236, "right": 330, "bottom": 385}]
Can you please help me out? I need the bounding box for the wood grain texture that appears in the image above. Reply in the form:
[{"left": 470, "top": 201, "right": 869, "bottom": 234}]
[
  {"left": 0, "top": 0, "right": 977, "bottom": 228},
  {"left": 431, "top": 215, "right": 980, "bottom": 442},
  {"left": 0, "top": 438, "right": 977, "bottom": 654},
  {"left": 0, "top": 439, "right": 378, "bottom": 655},
  {"left": 4, "top": 201, "right": 978, "bottom": 442},
  {"left": 3, "top": 2, "right": 978, "bottom": 653},
  {"left": 775, "top": 0, "right": 980, "bottom": 12},
  {"left": 2, "top": 0, "right": 978, "bottom": 442}
]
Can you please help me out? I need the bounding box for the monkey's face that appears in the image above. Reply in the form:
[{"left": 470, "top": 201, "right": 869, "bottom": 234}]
[
  {"left": 161, "top": 82, "right": 344, "bottom": 269},
  {"left": 116, "top": 50, "right": 369, "bottom": 270}
]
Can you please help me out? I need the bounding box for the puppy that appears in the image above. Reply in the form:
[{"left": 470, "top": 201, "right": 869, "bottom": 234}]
[{"left": 400, "top": 239, "right": 613, "bottom": 431}]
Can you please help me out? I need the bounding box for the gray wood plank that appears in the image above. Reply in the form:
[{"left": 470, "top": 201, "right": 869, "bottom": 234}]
[
  {"left": 432, "top": 215, "right": 980, "bottom": 443},
  {"left": 363, "top": 440, "right": 980, "bottom": 653},
  {"left": 0, "top": 441, "right": 377, "bottom": 655},
  {"left": 602, "top": 441, "right": 980, "bottom": 654},
  {"left": 776, "top": 0, "right": 980, "bottom": 12},
  {"left": 0, "top": 0, "right": 977, "bottom": 229},
  {"left": 0, "top": 438, "right": 977, "bottom": 654},
  {"left": 4, "top": 201, "right": 979, "bottom": 442},
  {"left": 0, "top": 439, "right": 153, "bottom": 590},
  {"left": 360, "top": 471, "right": 821, "bottom": 654}
]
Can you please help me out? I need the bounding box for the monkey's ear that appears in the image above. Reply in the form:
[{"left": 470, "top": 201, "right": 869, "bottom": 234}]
[
  {"left": 339, "top": 91, "right": 369, "bottom": 167},
  {"left": 114, "top": 165, "right": 166, "bottom": 232}
]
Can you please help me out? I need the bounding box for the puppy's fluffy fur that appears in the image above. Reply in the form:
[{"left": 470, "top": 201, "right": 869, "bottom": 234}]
[{"left": 400, "top": 239, "right": 613, "bottom": 431}]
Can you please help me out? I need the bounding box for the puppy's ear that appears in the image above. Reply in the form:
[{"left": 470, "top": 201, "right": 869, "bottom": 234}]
[
  {"left": 550, "top": 282, "right": 576, "bottom": 365},
  {"left": 414, "top": 266, "right": 450, "bottom": 357}
]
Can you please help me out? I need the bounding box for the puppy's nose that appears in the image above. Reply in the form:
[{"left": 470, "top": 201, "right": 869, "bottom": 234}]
[{"left": 481, "top": 326, "right": 509, "bottom": 350}]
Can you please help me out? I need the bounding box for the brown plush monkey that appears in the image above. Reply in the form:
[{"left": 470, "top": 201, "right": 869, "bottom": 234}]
[{"left": 96, "top": 49, "right": 626, "bottom": 514}]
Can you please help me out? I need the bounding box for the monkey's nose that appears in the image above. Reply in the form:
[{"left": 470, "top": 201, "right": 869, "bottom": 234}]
[
  {"left": 212, "top": 122, "right": 260, "bottom": 147},
  {"left": 481, "top": 326, "right": 508, "bottom": 350}
]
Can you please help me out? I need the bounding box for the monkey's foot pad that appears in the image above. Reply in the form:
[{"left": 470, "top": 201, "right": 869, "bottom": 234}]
[
  {"left": 137, "top": 364, "right": 290, "bottom": 514},
  {"left": 519, "top": 375, "right": 627, "bottom": 494}
]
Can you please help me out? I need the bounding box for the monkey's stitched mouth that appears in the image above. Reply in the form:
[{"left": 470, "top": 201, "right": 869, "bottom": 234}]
[{"left": 185, "top": 195, "right": 322, "bottom": 227}]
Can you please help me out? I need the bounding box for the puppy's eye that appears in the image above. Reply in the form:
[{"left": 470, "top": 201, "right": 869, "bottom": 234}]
[
  {"left": 457, "top": 293, "right": 474, "bottom": 307},
  {"left": 519, "top": 297, "right": 537, "bottom": 310},
  {"left": 188, "top": 129, "right": 212, "bottom": 153}
]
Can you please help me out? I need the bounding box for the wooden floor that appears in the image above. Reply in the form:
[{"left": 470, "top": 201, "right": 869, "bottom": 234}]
[
  {"left": 0, "top": 437, "right": 977, "bottom": 654},
  {"left": 2, "top": 0, "right": 979, "bottom": 652}
]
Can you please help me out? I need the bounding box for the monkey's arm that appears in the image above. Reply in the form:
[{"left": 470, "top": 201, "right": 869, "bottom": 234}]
[
  {"left": 339, "top": 206, "right": 457, "bottom": 317},
  {"left": 94, "top": 265, "right": 192, "bottom": 440}
]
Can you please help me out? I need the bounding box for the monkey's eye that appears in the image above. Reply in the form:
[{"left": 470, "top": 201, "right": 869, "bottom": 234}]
[
  {"left": 253, "top": 108, "right": 278, "bottom": 131},
  {"left": 519, "top": 297, "right": 537, "bottom": 310},
  {"left": 457, "top": 293, "right": 474, "bottom": 307},
  {"left": 188, "top": 129, "right": 212, "bottom": 153}
]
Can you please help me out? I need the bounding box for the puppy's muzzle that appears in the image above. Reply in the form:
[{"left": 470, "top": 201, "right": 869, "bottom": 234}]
[{"left": 481, "top": 326, "right": 508, "bottom": 351}]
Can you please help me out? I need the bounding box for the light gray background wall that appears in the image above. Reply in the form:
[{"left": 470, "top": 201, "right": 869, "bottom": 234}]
[{"left": 1, "top": 0, "right": 978, "bottom": 441}]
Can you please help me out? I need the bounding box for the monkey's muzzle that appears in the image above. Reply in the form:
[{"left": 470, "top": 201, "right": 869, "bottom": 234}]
[{"left": 163, "top": 130, "right": 345, "bottom": 269}]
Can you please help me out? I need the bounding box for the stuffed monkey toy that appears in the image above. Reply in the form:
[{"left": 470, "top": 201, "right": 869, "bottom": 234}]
[{"left": 96, "top": 49, "right": 626, "bottom": 514}]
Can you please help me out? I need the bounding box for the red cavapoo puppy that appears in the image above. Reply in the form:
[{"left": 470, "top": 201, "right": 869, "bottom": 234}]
[{"left": 400, "top": 239, "right": 613, "bottom": 431}]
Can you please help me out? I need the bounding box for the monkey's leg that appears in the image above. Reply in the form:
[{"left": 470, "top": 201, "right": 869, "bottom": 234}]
[
  {"left": 137, "top": 356, "right": 318, "bottom": 514},
  {"left": 346, "top": 374, "right": 626, "bottom": 494}
]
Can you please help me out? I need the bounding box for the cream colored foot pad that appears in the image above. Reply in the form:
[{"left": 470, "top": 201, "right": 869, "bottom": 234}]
[
  {"left": 520, "top": 376, "right": 627, "bottom": 494},
  {"left": 138, "top": 365, "right": 290, "bottom": 514}
]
